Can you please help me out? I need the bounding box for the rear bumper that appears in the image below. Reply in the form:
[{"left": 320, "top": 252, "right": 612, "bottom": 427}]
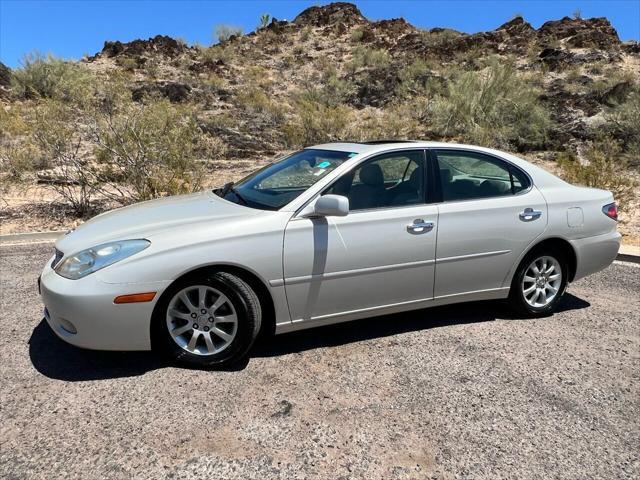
[
  {"left": 40, "top": 258, "right": 169, "bottom": 351},
  {"left": 570, "top": 230, "right": 621, "bottom": 282}
]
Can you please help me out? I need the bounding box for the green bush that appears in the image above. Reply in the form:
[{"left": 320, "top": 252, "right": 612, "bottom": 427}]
[
  {"left": 94, "top": 100, "right": 210, "bottom": 203},
  {"left": 347, "top": 46, "right": 391, "bottom": 74},
  {"left": 604, "top": 84, "right": 640, "bottom": 160},
  {"left": 282, "top": 98, "right": 351, "bottom": 147},
  {"left": 558, "top": 139, "right": 637, "bottom": 212},
  {"left": 11, "top": 52, "right": 93, "bottom": 103},
  {"left": 31, "top": 100, "right": 101, "bottom": 216},
  {"left": 395, "top": 59, "right": 441, "bottom": 99},
  {"left": 215, "top": 24, "right": 243, "bottom": 43},
  {"left": 432, "top": 61, "right": 552, "bottom": 150}
]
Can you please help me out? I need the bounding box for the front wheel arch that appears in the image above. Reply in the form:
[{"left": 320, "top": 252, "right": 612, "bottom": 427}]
[{"left": 150, "top": 264, "right": 276, "bottom": 351}]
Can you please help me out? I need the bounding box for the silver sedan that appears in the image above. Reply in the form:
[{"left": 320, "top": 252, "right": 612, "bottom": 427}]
[{"left": 40, "top": 141, "right": 621, "bottom": 367}]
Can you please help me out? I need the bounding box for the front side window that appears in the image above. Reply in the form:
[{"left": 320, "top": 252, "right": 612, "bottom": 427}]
[
  {"left": 435, "top": 150, "right": 530, "bottom": 201},
  {"left": 220, "top": 149, "right": 356, "bottom": 210},
  {"left": 326, "top": 151, "right": 426, "bottom": 211}
]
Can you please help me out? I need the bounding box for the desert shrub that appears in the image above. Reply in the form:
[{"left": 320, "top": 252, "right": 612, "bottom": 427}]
[
  {"left": 298, "top": 66, "right": 356, "bottom": 107},
  {"left": 215, "top": 24, "right": 243, "bottom": 43},
  {"left": 282, "top": 98, "right": 351, "bottom": 147},
  {"left": 31, "top": 100, "right": 101, "bottom": 216},
  {"left": 93, "top": 100, "right": 210, "bottom": 203},
  {"left": 603, "top": 84, "right": 640, "bottom": 159},
  {"left": 350, "top": 27, "right": 365, "bottom": 42},
  {"left": 11, "top": 52, "right": 93, "bottom": 103},
  {"left": 345, "top": 104, "right": 422, "bottom": 141},
  {"left": 558, "top": 139, "right": 637, "bottom": 212},
  {"left": 347, "top": 46, "right": 391, "bottom": 74},
  {"left": 196, "top": 44, "right": 235, "bottom": 64},
  {"left": 235, "top": 86, "right": 286, "bottom": 124},
  {"left": 0, "top": 108, "right": 33, "bottom": 180},
  {"left": 115, "top": 56, "right": 139, "bottom": 72},
  {"left": 299, "top": 26, "right": 312, "bottom": 42},
  {"left": 395, "top": 59, "right": 442, "bottom": 99},
  {"left": 432, "top": 61, "right": 552, "bottom": 150}
]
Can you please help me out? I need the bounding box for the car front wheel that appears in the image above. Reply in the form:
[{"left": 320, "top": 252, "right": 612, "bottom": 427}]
[
  {"left": 152, "top": 272, "right": 261, "bottom": 368},
  {"left": 509, "top": 249, "right": 568, "bottom": 318}
]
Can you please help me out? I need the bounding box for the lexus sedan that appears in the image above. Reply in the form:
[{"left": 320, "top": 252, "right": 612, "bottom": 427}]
[{"left": 40, "top": 141, "right": 621, "bottom": 367}]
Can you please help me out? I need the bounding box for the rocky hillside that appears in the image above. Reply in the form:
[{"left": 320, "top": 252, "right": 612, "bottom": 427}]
[
  {"left": 77, "top": 2, "right": 639, "bottom": 156},
  {"left": 1, "top": 2, "right": 638, "bottom": 235}
]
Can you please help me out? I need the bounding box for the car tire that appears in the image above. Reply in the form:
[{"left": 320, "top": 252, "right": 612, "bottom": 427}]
[
  {"left": 508, "top": 247, "right": 568, "bottom": 318},
  {"left": 152, "top": 272, "right": 261, "bottom": 368}
]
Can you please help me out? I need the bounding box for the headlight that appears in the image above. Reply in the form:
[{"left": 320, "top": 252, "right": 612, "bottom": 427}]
[{"left": 55, "top": 239, "right": 150, "bottom": 280}]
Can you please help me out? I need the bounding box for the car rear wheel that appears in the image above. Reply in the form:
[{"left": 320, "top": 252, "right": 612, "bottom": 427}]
[
  {"left": 509, "top": 249, "right": 568, "bottom": 318},
  {"left": 153, "top": 272, "right": 261, "bottom": 367}
]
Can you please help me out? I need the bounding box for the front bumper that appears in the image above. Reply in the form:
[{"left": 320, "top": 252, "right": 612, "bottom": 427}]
[{"left": 40, "top": 258, "right": 170, "bottom": 351}]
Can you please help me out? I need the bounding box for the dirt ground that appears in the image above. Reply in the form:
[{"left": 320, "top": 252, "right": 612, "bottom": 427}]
[
  {"left": 2, "top": 156, "right": 639, "bottom": 246},
  {"left": 0, "top": 242, "right": 638, "bottom": 479}
]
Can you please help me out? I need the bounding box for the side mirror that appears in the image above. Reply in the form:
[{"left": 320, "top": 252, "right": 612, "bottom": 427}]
[{"left": 301, "top": 194, "right": 349, "bottom": 218}]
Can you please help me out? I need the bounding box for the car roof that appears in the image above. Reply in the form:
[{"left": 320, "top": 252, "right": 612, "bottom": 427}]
[
  {"left": 306, "top": 141, "right": 567, "bottom": 189},
  {"left": 308, "top": 140, "right": 497, "bottom": 155}
]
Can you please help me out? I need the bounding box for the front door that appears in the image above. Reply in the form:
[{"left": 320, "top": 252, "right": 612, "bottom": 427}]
[
  {"left": 433, "top": 149, "right": 548, "bottom": 298},
  {"left": 283, "top": 150, "right": 438, "bottom": 323}
]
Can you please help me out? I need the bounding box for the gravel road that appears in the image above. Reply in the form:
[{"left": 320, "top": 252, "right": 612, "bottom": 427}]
[{"left": 1, "top": 243, "right": 638, "bottom": 480}]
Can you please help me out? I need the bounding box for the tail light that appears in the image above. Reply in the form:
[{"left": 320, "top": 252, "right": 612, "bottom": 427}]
[{"left": 602, "top": 202, "right": 618, "bottom": 221}]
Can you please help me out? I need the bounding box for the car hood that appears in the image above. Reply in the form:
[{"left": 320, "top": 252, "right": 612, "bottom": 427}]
[{"left": 56, "top": 191, "right": 257, "bottom": 254}]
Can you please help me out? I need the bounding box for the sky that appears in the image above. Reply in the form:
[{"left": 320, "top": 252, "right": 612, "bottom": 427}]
[{"left": 1, "top": 0, "right": 639, "bottom": 68}]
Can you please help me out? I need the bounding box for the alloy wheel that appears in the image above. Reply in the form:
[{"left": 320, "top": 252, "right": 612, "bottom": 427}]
[
  {"left": 166, "top": 285, "right": 238, "bottom": 355},
  {"left": 521, "top": 256, "right": 562, "bottom": 308}
]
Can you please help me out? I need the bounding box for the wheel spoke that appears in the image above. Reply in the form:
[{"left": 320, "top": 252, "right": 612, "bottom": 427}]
[
  {"left": 211, "top": 326, "right": 233, "bottom": 342},
  {"left": 169, "top": 309, "right": 192, "bottom": 321},
  {"left": 530, "top": 289, "right": 540, "bottom": 304},
  {"left": 210, "top": 294, "right": 229, "bottom": 313},
  {"left": 546, "top": 284, "right": 558, "bottom": 294},
  {"left": 539, "top": 289, "right": 547, "bottom": 304},
  {"left": 186, "top": 330, "right": 200, "bottom": 352},
  {"left": 548, "top": 273, "right": 560, "bottom": 281},
  {"left": 179, "top": 291, "right": 197, "bottom": 312},
  {"left": 531, "top": 264, "right": 540, "bottom": 275},
  {"left": 541, "top": 258, "right": 547, "bottom": 273},
  {"left": 523, "top": 284, "right": 536, "bottom": 295},
  {"left": 215, "top": 313, "right": 237, "bottom": 324},
  {"left": 523, "top": 275, "right": 536, "bottom": 283},
  {"left": 203, "top": 332, "right": 215, "bottom": 354},
  {"left": 171, "top": 323, "right": 192, "bottom": 336},
  {"left": 198, "top": 286, "right": 207, "bottom": 310}
]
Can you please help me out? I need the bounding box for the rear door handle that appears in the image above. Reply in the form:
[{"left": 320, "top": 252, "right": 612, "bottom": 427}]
[
  {"left": 407, "top": 219, "right": 435, "bottom": 234},
  {"left": 519, "top": 208, "right": 542, "bottom": 222}
]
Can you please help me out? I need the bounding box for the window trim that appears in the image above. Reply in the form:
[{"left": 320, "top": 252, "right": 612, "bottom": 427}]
[
  {"left": 431, "top": 148, "right": 533, "bottom": 204},
  {"left": 322, "top": 149, "right": 430, "bottom": 213}
]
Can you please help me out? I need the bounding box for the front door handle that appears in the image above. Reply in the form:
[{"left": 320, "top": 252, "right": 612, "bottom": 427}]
[
  {"left": 407, "top": 219, "right": 435, "bottom": 234},
  {"left": 519, "top": 208, "right": 542, "bottom": 222}
]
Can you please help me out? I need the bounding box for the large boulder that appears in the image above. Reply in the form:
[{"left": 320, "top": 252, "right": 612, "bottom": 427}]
[
  {"left": 98, "top": 35, "right": 188, "bottom": 59},
  {"left": 294, "top": 2, "right": 367, "bottom": 27},
  {"left": 0, "top": 61, "right": 11, "bottom": 87},
  {"left": 538, "top": 17, "right": 620, "bottom": 49}
]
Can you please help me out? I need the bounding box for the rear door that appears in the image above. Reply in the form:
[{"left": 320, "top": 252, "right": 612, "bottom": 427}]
[{"left": 432, "top": 149, "right": 547, "bottom": 298}]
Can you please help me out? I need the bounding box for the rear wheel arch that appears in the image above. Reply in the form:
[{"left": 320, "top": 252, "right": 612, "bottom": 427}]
[
  {"left": 519, "top": 237, "right": 577, "bottom": 282},
  {"left": 151, "top": 264, "right": 276, "bottom": 348}
]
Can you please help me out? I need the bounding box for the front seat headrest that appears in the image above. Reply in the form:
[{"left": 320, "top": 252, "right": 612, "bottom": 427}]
[{"left": 359, "top": 163, "right": 384, "bottom": 186}]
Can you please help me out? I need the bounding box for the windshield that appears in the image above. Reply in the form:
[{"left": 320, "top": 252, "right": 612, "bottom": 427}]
[{"left": 216, "top": 149, "right": 356, "bottom": 210}]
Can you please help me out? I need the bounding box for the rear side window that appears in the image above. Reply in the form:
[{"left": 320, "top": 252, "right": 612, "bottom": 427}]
[{"left": 435, "top": 150, "right": 530, "bottom": 202}]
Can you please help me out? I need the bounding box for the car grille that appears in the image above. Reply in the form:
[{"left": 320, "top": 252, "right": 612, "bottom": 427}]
[{"left": 51, "top": 248, "right": 64, "bottom": 269}]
